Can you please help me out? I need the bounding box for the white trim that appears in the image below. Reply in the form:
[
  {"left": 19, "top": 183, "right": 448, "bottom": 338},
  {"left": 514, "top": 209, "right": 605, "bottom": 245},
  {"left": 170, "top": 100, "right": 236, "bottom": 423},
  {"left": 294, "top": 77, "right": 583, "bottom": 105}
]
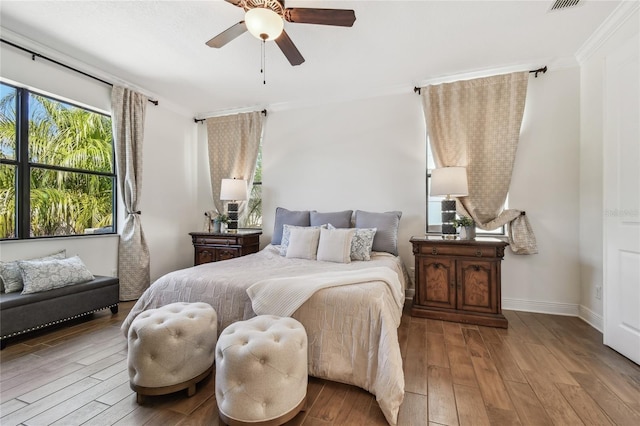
[
  {"left": 578, "top": 304, "right": 604, "bottom": 333},
  {"left": 416, "top": 56, "right": 577, "bottom": 87},
  {"left": 199, "top": 57, "right": 578, "bottom": 118},
  {"left": 575, "top": 0, "right": 640, "bottom": 64},
  {"left": 502, "top": 297, "right": 579, "bottom": 316}
]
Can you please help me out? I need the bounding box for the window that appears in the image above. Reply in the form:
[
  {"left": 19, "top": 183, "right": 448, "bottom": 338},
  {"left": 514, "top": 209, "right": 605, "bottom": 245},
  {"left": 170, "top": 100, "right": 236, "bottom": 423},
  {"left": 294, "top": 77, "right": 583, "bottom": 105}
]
[
  {"left": 425, "top": 138, "right": 505, "bottom": 236},
  {"left": 0, "top": 82, "right": 115, "bottom": 239},
  {"left": 239, "top": 145, "right": 262, "bottom": 229}
]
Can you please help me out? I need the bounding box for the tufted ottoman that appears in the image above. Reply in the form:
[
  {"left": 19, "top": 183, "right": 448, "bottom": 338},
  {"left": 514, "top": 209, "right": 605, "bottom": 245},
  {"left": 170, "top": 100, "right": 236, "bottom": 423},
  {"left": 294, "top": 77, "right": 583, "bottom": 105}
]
[
  {"left": 127, "top": 302, "right": 217, "bottom": 403},
  {"left": 215, "top": 315, "right": 308, "bottom": 425}
]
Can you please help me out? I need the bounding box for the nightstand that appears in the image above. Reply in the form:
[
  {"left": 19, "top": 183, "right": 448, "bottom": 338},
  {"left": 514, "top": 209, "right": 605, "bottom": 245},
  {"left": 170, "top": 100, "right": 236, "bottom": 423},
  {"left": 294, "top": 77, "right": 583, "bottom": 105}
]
[
  {"left": 189, "top": 231, "right": 261, "bottom": 265},
  {"left": 410, "top": 236, "right": 509, "bottom": 328}
]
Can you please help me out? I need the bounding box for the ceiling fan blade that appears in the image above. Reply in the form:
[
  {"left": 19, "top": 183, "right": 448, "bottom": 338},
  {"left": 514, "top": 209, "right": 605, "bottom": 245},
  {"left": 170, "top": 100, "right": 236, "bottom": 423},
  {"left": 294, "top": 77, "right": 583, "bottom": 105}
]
[
  {"left": 206, "top": 21, "right": 247, "bottom": 48},
  {"left": 284, "top": 8, "right": 356, "bottom": 27},
  {"left": 224, "top": 0, "right": 242, "bottom": 7},
  {"left": 275, "top": 30, "right": 305, "bottom": 66}
]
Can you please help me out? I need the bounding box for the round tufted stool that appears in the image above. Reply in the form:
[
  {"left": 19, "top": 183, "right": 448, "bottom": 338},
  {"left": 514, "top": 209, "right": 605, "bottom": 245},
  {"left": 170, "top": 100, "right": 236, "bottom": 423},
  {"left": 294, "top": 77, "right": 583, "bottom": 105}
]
[
  {"left": 215, "top": 315, "right": 308, "bottom": 425},
  {"left": 127, "top": 302, "right": 217, "bottom": 403}
]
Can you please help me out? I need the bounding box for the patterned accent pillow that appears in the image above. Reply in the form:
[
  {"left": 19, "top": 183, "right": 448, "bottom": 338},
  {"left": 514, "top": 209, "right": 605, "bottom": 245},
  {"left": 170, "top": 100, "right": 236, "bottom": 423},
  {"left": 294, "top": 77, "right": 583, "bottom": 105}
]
[
  {"left": 19, "top": 255, "right": 94, "bottom": 295},
  {"left": 0, "top": 250, "right": 66, "bottom": 293},
  {"left": 279, "top": 224, "right": 326, "bottom": 256}
]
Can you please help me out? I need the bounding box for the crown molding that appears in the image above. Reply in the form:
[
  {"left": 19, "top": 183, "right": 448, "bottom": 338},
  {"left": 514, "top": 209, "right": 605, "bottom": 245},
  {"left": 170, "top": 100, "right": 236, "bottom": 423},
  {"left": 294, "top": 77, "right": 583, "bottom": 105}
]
[{"left": 575, "top": 0, "right": 640, "bottom": 64}]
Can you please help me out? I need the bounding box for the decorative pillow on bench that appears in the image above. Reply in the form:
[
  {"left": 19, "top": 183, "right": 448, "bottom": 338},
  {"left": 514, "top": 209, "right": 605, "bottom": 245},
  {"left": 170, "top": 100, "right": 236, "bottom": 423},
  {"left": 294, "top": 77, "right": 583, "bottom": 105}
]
[
  {"left": 18, "top": 255, "right": 95, "bottom": 295},
  {"left": 0, "top": 250, "right": 66, "bottom": 293}
]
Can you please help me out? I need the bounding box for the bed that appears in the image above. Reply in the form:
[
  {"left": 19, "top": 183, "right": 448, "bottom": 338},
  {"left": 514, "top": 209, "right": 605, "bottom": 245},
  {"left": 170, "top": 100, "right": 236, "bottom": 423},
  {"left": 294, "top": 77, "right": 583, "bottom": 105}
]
[{"left": 122, "top": 209, "right": 407, "bottom": 425}]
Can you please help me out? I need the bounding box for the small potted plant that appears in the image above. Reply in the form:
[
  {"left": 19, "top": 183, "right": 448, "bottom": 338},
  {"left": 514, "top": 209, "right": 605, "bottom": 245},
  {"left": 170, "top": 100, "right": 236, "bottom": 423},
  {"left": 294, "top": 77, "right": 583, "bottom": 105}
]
[
  {"left": 453, "top": 215, "right": 475, "bottom": 240},
  {"left": 213, "top": 213, "right": 229, "bottom": 233}
]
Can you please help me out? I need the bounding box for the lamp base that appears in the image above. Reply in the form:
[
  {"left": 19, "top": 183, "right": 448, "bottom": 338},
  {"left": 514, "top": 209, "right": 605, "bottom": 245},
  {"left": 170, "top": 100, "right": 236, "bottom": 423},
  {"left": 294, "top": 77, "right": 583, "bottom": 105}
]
[{"left": 227, "top": 202, "right": 239, "bottom": 232}]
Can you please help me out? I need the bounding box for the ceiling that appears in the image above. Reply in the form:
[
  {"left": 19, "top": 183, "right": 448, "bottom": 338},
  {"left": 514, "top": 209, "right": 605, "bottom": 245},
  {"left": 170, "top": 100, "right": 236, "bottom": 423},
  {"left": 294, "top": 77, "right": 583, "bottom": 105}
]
[{"left": 0, "top": 0, "right": 622, "bottom": 117}]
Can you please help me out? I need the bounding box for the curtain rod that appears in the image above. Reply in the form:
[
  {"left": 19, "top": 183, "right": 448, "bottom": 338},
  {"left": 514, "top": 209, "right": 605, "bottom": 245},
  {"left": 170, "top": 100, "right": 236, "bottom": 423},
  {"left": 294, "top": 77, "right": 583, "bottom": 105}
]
[
  {"left": 194, "top": 109, "right": 268, "bottom": 123},
  {"left": 413, "top": 66, "right": 547, "bottom": 95},
  {"left": 1, "top": 38, "right": 159, "bottom": 105}
]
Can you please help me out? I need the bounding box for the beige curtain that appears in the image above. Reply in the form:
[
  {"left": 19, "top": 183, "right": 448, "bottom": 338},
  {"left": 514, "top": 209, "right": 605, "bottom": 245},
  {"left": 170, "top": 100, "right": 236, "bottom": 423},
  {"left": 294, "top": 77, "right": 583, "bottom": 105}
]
[
  {"left": 111, "top": 86, "right": 150, "bottom": 300},
  {"left": 206, "top": 112, "right": 264, "bottom": 221},
  {"left": 421, "top": 72, "right": 538, "bottom": 254}
]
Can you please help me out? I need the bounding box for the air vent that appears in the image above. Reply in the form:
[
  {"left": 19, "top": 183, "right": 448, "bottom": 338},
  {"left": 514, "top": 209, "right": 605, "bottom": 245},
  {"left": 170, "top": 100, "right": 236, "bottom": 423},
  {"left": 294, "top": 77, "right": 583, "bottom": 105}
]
[{"left": 550, "top": 0, "right": 581, "bottom": 11}]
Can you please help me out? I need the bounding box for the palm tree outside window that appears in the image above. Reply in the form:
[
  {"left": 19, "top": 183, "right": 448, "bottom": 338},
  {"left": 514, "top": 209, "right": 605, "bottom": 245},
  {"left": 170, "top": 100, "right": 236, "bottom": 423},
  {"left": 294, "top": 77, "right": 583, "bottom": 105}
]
[{"left": 0, "top": 82, "right": 115, "bottom": 239}]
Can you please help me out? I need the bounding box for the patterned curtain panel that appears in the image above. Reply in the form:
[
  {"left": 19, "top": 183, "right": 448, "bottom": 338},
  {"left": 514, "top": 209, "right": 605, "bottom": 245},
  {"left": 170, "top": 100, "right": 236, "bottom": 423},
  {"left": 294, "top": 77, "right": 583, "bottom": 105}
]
[
  {"left": 206, "top": 111, "right": 264, "bottom": 219},
  {"left": 421, "top": 72, "right": 538, "bottom": 254},
  {"left": 111, "top": 86, "right": 150, "bottom": 300}
]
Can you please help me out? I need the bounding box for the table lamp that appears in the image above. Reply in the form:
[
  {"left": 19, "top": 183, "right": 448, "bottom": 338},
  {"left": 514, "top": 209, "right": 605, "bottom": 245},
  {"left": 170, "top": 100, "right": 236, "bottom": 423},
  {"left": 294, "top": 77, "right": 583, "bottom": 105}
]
[
  {"left": 430, "top": 167, "right": 469, "bottom": 239},
  {"left": 220, "top": 178, "right": 248, "bottom": 232}
]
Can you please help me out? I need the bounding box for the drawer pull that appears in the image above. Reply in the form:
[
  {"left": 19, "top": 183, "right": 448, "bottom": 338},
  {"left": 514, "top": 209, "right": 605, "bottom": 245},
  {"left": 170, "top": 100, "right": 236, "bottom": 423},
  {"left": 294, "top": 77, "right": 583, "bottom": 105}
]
[
  {"left": 432, "top": 247, "right": 438, "bottom": 255},
  {"left": 476, "top": 250, "right": 482, "bottom": 257}
]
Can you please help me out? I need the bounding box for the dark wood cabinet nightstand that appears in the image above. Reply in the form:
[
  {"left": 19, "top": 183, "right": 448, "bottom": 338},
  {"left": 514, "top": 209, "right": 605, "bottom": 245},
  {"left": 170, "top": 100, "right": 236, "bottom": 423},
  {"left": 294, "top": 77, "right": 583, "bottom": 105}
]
[
  {"left": 410, "top": 236, "right": 509, "bottom": 328},
  {"left": 189, "top": 231, "right": 261, "bottom": 266}
]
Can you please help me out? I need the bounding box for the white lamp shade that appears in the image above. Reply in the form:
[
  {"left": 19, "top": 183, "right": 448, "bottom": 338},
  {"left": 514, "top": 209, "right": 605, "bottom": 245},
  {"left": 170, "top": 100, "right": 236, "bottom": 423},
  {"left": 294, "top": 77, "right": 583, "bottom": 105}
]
[
  {"left": 245, "top": 8, "right": 284, "bottom": 41},
  {"left": 220, "top": 178, "right": 248, "bottom": 201},
  {"left": 430, "top": 167, "right": 469, "bottom": 197}
]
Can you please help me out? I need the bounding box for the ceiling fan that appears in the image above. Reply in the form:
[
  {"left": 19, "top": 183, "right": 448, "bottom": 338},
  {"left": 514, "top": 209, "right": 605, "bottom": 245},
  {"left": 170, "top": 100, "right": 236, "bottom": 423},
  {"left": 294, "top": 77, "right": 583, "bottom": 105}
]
[{"left": 205, "top": 0, "right": 356, "bottom": 66}]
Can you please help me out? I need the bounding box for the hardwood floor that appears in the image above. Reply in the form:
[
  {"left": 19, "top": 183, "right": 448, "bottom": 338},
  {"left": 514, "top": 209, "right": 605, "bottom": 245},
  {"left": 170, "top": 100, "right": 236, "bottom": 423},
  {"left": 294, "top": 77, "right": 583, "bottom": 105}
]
[{"left": 1, "top": 303, "right": 639, "bottom": 425}]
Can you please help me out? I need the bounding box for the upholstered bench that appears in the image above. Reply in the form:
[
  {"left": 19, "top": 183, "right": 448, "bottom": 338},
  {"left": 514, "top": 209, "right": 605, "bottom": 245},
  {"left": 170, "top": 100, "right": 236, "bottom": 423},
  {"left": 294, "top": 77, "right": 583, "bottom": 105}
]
[
  {"left": 127, "top": 302, "right": 217, "bottom": 403},
  {"left": 0, "top": 275, "right": 119, "bottom": 349},
  {"left": 215, "top": 315, "right": 308, "bottom": 425}
]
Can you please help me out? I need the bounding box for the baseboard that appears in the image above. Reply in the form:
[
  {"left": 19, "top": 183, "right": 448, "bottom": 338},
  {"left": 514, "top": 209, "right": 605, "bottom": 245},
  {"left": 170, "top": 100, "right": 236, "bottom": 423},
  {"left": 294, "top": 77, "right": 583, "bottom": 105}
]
[
  {"left": 578, "top": 305, "right": 604, "bottom": 333},
  {"left": 502, "top": 298, "right": 579, "bottom": 316}
]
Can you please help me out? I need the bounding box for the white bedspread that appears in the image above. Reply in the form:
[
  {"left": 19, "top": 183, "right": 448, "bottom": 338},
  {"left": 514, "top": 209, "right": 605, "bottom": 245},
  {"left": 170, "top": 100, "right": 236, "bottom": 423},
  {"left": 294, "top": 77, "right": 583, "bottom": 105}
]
[
  {"left": 247, "top": 267, "right": 404, "bottom": 317},
  {"left": 121, "top": 245, "right": 406, "bottom": 425}
]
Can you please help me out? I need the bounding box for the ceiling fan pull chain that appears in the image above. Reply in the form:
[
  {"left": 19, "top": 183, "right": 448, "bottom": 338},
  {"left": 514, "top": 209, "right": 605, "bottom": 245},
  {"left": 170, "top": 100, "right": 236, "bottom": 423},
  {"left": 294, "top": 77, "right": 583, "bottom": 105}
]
[{"left": 261, "top": 38, "right": 266, "bottom": 85}]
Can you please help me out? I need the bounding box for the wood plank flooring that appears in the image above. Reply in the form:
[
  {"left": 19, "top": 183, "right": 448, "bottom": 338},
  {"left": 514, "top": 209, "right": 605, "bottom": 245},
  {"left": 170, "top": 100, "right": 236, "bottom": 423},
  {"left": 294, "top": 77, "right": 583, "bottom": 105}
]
[{"left": 1, "top": 303, "right": 639, "bottom": 425}]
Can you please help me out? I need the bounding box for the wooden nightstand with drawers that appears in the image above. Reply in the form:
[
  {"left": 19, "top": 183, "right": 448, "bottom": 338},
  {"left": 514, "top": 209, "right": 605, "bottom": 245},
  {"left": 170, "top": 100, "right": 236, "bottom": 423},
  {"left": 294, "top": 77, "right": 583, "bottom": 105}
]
[
  {"left": 410, "top": 236, "right": 509, "bottom": 328},
  {"left": 189, "top": 231, "right": 261, "bottom": 266}
]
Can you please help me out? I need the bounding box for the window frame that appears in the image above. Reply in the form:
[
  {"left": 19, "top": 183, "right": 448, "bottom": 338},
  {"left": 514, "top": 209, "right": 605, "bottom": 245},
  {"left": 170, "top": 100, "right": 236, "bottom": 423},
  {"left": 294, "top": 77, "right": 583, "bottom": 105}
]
[
  {"left": 0, "top": 82, "right": 117, "bottom": 240},
  {"left": 425, "top": 140, "right": 506, "bottom": 238}
]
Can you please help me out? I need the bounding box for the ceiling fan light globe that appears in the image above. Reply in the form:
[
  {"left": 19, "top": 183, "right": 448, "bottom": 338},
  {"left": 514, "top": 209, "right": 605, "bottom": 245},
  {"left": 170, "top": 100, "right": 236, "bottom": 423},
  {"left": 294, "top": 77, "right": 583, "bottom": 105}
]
[{"left": 245, "top": 8, "right": 284, "bottom": 41}]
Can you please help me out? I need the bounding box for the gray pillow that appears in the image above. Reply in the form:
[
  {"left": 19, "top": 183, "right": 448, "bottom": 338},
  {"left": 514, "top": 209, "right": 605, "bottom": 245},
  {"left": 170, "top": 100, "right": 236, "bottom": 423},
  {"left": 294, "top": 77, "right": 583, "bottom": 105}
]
[
  {"left": 310, "top": 210, "right": 353, "bottom": 228},
  {"left": 0, "top": 249, "right": 66, "bottom": 293},
  {"left": 19, "top": 255, "right": 94, "bottom": 295},
  {"left": 272, "top": 207, "right": 310, "bottom": 245},
  {"left": 354, "top": 210, "right": 402, "bottom": 256}
]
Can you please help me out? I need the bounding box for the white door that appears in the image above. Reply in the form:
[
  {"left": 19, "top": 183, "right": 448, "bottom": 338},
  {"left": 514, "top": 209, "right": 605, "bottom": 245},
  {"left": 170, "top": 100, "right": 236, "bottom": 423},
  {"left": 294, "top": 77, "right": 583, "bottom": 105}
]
[{"left": 603, "top": 34, "right": 640, "bottom": 365}]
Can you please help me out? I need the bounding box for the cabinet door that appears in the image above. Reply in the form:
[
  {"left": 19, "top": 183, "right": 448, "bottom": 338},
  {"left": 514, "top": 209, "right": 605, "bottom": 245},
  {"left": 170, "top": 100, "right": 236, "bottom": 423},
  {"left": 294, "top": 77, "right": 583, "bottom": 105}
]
[
  {"left": 457, "top": 260, "right": 497, "bottom": 313},
  {"left": 417, "top": 257, "right": 456, "bottom": 309},
  {"left": 215, "top": 247, "right": 240, "bottom": 261},
  {"left": 196, "top": 248, "right": 215, "bottom": 265}
]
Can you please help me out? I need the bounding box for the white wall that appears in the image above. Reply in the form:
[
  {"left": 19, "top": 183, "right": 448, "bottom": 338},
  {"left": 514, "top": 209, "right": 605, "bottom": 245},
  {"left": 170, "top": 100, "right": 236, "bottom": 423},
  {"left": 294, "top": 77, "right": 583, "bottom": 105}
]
[
  {"left": 261, "top": 93, "right": 427, "bottom": 272},
  {"left": 502, "top": 67, "right": 581, "bottom": 314},
  {"left": 0, "top": 41, "right": 199, "bottom": 283},
  {"left": 578, "top": 6, "right": 639, "bottom": 329},
  {"left": 258, "top": 70, "right": 583, "bottom": 312}
]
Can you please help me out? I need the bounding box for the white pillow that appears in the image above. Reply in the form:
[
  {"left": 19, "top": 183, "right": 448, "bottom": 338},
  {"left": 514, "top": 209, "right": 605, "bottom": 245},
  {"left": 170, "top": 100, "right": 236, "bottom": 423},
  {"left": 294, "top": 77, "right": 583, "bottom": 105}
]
[
  {"left": 19, "top": 255, "right": 94, "bottom": 295},
  {"left": 317, "top": 227, "right": 356, "bottom": 263},
  {"left": 285, "top": 227, "right": 321, "bottom": 260},
  {"left": 328, "top": 224, "right": 377, "bottom": 261},
  {"left": 280, "top": 224, "right": 325, "bottom": 256},
  {"left": 0, "top": 249, "right": 66, "bottom": 293}
]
